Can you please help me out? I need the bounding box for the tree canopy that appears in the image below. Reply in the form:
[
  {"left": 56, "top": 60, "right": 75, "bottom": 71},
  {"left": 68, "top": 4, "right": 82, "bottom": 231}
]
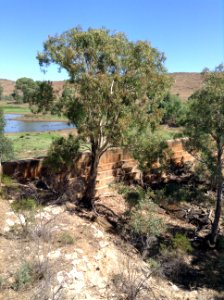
[
  {"left": 14, "top": 77, "right": 37, "bottom": 103},
  {"left": 185, "top": 64, "right": 224, "bottom": 245},
  {"left": 37, "top": 27, "right": 170, "bottom": 208},
  {"left": 161, "top": 93, "right": 187, "bottom": 127}
]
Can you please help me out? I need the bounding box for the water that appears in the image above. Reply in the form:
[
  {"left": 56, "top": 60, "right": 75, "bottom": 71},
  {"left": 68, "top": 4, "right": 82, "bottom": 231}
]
[{"left": 4, "top": 114, "right": 74, "bottom": 133}]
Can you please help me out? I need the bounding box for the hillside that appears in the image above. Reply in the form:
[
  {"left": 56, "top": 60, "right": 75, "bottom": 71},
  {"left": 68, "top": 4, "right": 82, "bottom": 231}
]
[
  {"left": 1, "top": 182, "right": 223, "bottom": 300},
  {"left": 0, "top": 73, "right": 204, "bottom": 101},
  {"left": 170, "top": 72, "right": 204, "bottom": 100}
]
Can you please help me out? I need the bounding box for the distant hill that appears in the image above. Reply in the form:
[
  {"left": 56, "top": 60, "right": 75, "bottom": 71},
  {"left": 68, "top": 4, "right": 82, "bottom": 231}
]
[
  {"left": 170, "top": 72, "right": 203, "bottom": 100},
  {"left": 0, "top": 79, "right": 65, "bottom": 99},
  {"left": 0, "top": 73, "right": 204, "bottom": 101}
]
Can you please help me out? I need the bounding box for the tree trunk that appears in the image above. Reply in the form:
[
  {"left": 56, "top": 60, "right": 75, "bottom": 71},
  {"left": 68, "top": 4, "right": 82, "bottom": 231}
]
[
  {"left": 210, "top": 141, "right": 223, "bottom": 245},
  {"left": 82, "top": 146, "right": 100, "bottom": 209}
]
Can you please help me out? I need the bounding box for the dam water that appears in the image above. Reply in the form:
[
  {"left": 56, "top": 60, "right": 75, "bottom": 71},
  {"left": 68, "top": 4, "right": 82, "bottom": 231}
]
[{"left": 4, "top": 114, "right": 74, "bottom": 133}]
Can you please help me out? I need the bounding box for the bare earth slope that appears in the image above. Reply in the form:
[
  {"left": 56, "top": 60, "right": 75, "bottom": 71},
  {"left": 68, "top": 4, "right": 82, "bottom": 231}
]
[
  {"left": 170, "top": 72, "right": 204, "bottom": 100},
  {"left": 1, "top": 73, "right": 203, "bottom": 101}
]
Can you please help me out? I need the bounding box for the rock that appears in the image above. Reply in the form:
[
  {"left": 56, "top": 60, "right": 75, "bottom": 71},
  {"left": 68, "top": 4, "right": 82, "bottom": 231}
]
[
  {"left": 6, "top": 219, "right": 15, "bottom": 226},
  {"left": 48, "top": 249, "right": 61, "bottom": 259},
  {"left": 68, "top": 267, "right": 84, "bottom": 281},
  {"left": 99, "top": 241, "right": 109, "bottom": 248},
  {"left": 65, "top": 252, "right": 78, "bottom": 260}
]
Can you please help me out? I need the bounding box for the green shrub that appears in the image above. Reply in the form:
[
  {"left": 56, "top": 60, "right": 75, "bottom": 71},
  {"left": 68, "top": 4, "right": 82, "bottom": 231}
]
[
  {"left": 58, "top": 232, "right": 75, "bottom": 245},
  {"left": 44, "top": 135, "right": 80, "bottom": 172},
  {"left": 11, "top": 198, "right": 38, "bottom": 236},
  {"left": 129, "top": 200, "right": 166, "bottom": 237},
  {"left": 115, "top": 183, "right": 148, "bottom": 209},
  {"left": 12, "top": 262, "right": 32, "bottom": 290},
  {"left": 11, "top": 198, "right": 37, "bottom": 212},
  {"left": 0, "top": 276, "right": 4, "bottom": 289},
  {"left": 147, "top": 258, "right": 161, "bottom": 273},
  {"left": 161, "top": 93, "right": 188, "bottom": 127},
  {"left": 1, "top": 175, "right": 15, "bottom": 186},
  {"left": 172, "top": 233, "right": 192, "bottom": 253}
]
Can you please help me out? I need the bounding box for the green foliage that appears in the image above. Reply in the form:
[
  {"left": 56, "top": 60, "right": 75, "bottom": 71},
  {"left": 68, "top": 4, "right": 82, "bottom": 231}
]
[
  {"left": 0, "top": 276, "right": 3, "bottom": 289},
  {"left": 184, "top": 65, "right": 224, "bottom": 244},
  {"left": 58, "top": 232, "right": 75, "bottom": 245},
  {"left": 0, "top": 84, "right": 3, "bottom": 100},
  {"left": 172, "top": 233, "right": 193, "bottom": 253},
  {"left": 185, "top": 65, "right": 224, "bottom": 175},
  {"left": 12, "top": 260, "right": 47, "bottom": 291},
  {"left": 161, "top": 93, "right": 187, "bottom": 127},
  {"left": 0, "top": 108, "right": 13, "bottom": 162},
  {"left": 1, "top": 175, "right": 15, "bottom": 186},
  {"left": 36, "top": 27, "right": 170, "bottom": 207},
  {"left": 116, "top": 183, "right": 165, "bottom": 236},
  {"left": 14, "top": 77, "right": 37, "bottom": 103},
  {"left": 147, "top": 258, "right": 161, "bottom": 274},
  {"left": 12, "top": 262, "right": 32, "bottom": 290},
  {"left": 153, "top": 181, "right": 209, "bottom": 205},
  {"left": 116, "top": 183, "right": 145, "bottom": 207},
  {"left": 30, "top": 81, "right": 54, "bottom": 114},
  {"left": 11, "top": 198, "right": 38, "bottom": 236},
  {"left": 129, "top": 131, "right": 169, "bottom": 172},
  {"left": 11, "top": 198, "right": 37, "bottom": 212},
  {"left": 129, "top": 199, "right": 166, "bottom": 237},
  {"left": 44, "top": 134, "right": 80, "bottom": 172}
]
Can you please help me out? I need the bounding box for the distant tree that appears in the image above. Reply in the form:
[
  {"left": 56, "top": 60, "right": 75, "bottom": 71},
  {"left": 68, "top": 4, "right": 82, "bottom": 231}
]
[
  {"left": 36, "top": 27, "right": 170, "bottom": 209},
  {"left": 0, "top": 84, "right": 3, "bottom": 101},
  {"left": 14, "top": 77, "right": 37, "bottom": 103},
  {"left": 184, "top": 65, "right": 224, "bottom": 246},
  {"left": 161, "top": 93, "right": 187, "bottom": 127},
  {"left": 0, "top": 108, "right": 13, "bottom": 187},
  {"left": 29, "top": 81, "right": 54, "bottom": 114}
]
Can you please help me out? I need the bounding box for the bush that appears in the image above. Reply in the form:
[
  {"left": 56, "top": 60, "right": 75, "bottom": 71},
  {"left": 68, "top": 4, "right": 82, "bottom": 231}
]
[
  {"left": 129, "top": 201, "right": 165, "bottom": 237},
  {"left": 112, "top": 258, "right": 154, "bottom": 300},
  {"left": 0, "top": 276, "right": 4, "bottom": 289},
  {"left": 11, "top": 198, "right": 38, "bottom": 236},
  {"left": 1, "top": 175, "right": 15, "bottom": 186},
  {"left": 58, "top": 232, "right": 75, "bottom": 245},
  {"left": 12, "top": 262, "right": 33, "bottom": 290},
  {"left": 12, "top": 260, "right": 49, "bottom": 291},
  {"left": 44, "top": 134, "right": 80, "bottom": 172},
  {"left": 161, "top": 93, "right": 188, "bottom": 127},
  {"left": 172, "top": 233, "right": 193, "bottom": 253},
  {"left": 11, "top": 198, "right": 37, "bottom": 212}
]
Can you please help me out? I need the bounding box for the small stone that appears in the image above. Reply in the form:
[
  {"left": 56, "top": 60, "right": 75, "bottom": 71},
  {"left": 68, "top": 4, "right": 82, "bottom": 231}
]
[
  {"left": 99, "top": 241, "right": 109, "bottom": 248},
  {"left": 6, "top": 219, "right": 15, "bottom": 226},
  {"left": 57, "top": 271, "right": 67, "bottom": 284},
  {"left": 68, "top": 267, "right": 84, "bottom": 280},
  {"left": 171, "top": 283, "right": 179, "bottom": 291},
  {"left": 65, "top": 252, "right": 78, "bottom": 260},
  {"left": 48, "top": 249, "right": 61, "bottom": 259}
]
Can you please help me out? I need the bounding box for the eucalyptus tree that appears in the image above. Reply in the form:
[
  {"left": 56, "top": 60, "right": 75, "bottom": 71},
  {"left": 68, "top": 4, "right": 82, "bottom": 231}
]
[
  {"left": 36, "top": 27, "right": 170, "bottom": 209},
  {"left": 185, "top": 64, "right": 224, "bottom": 245},
  {"left": 14, "top": 77, "right": 37, "bottom": 103}
]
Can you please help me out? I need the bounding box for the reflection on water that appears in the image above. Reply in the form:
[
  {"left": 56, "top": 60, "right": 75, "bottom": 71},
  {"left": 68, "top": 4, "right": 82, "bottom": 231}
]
[{"left": 4, "top": 114, "right": 74, "bottom": 133}]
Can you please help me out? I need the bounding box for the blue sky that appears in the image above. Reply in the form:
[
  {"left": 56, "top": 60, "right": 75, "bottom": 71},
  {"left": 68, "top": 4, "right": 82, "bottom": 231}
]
[{"left": 0, "top": 0, "right": 223, "bottom": 81}]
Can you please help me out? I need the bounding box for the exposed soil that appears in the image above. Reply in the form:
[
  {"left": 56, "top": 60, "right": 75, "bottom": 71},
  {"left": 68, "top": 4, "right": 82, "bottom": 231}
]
[{"left": 0, "top": 180, "right": 224, "bottom": 299}]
